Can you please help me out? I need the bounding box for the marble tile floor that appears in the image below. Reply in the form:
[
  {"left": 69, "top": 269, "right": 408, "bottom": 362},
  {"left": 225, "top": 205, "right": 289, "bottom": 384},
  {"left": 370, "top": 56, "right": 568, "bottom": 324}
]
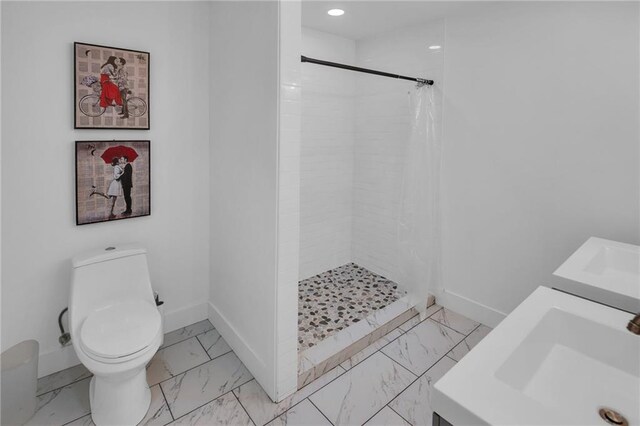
[
  {"left": 298, "top": 263, "right": 406, "bottom": 351},
  {"left": 32, "top": 307, "right": 490, "bottom": 426}
]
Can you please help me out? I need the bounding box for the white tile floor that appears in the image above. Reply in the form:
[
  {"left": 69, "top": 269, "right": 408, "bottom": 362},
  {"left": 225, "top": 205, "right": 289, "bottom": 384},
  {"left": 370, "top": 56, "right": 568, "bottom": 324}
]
[{"left": 32, "top": 308, "right": 491, "bottom": 426}]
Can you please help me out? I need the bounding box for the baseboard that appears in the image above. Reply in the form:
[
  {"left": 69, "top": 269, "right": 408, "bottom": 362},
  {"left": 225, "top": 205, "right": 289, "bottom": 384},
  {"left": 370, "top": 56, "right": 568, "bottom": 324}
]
[
  {"left": 38, "top": 344, "right": 81, "bottom": 378},
  {"left": 37, "top": 301, "right": 208, "bottom": 378},
  {"left": 436, "top": 289, "right": 507, "bottom": 328},
  {"left": 163, "top": 301, "right": 209, "bottom": 333},
  {"left": 207, "top": 302, "right": 273, "bottom": 398}
]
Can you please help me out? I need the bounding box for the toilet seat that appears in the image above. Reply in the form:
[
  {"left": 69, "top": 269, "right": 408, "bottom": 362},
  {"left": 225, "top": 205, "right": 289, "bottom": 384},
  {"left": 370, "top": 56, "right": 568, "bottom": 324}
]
[{"left": 80, "top": 300, "right": 161, "bottom": 362}]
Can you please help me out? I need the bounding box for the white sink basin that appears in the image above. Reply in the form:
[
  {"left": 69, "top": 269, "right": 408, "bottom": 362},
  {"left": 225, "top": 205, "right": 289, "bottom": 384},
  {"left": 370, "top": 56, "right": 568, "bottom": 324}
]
[
  {"left": 433, "top": 286, "right": 640, "bottom": 426},
  {"left": 554, "top": 237, "right": 640, "bottom": 313}
]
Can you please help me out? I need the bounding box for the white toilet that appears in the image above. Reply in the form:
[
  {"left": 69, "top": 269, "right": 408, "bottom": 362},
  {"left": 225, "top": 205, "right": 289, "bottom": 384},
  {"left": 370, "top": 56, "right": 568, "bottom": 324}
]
[{"left": 69, "top": 245, "right": 162, "bottom": 426}]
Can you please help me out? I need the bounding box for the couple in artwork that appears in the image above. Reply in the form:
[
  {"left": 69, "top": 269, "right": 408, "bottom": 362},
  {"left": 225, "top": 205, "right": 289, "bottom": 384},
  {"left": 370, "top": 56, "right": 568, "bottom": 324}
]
[
  {"left": 100, "top": 56, "right": 130, "bottom": 119},
  {"left": 91, "top": 156, "right": 133, "bottom": 219}
]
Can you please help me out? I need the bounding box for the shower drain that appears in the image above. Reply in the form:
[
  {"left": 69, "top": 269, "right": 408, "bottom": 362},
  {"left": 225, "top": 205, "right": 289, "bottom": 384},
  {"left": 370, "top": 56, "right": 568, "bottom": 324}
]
[{"left": 599, "top": 408, "right": 628, "bottom": 426}]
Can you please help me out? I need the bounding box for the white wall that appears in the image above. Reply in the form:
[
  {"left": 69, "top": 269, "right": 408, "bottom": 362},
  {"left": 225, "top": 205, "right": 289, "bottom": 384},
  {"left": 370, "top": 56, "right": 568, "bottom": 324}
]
[
  {"left": 299, "top": 28, "right": 356, "bottom": 279},
  {"left": 439, "top": 2, "right": 640, "bottom": 326},
  {"left": 209, "top": 0, "right": 292, "bottom": 402},
  {"left": 1, "top": 1, "right": 211, "bottom": 376},
  {"left": 353, "top": 22, "right": 444, "bottom": 284}
]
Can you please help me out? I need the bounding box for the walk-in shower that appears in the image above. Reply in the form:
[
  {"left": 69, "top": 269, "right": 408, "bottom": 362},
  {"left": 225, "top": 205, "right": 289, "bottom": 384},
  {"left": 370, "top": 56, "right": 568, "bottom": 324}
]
[{"left": 297, "top": 23, "right": 443, "bottom": 387}]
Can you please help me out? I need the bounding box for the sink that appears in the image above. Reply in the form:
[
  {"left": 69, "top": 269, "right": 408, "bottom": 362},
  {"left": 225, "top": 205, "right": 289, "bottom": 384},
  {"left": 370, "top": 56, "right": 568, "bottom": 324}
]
[
  {"left": 553, "top": 237, "right": 640, "bottom": 313},
  {"left": 432, "top": 286, "right": 640, "bottom": 426},
  {"left": 496, "top": 308, "right": 637, "bottom": 416}
]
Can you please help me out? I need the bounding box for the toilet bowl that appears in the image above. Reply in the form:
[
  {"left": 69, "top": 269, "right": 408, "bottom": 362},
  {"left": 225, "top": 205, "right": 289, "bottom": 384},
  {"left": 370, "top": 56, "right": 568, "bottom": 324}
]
[{"left": 69, "top": 245, "right": 162, "bottom": 426}]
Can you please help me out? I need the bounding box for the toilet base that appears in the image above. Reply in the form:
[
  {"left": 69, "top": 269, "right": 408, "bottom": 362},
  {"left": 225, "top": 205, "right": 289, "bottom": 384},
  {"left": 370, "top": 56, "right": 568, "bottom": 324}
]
[{"left": 89, "top": 367, "right": 151, "bottom": 426}]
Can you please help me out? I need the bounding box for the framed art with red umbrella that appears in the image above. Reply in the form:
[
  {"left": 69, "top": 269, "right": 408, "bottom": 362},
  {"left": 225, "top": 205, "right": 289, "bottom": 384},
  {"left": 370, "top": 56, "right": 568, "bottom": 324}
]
[{"left": 75, "top": 140, "right": 150, "bottom": 225}]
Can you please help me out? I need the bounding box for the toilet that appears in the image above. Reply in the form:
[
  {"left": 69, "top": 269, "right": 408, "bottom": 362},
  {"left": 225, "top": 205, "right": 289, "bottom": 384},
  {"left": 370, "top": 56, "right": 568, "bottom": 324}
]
[{"left": 69, "top": 245, "right": 162, "bottom": 426}]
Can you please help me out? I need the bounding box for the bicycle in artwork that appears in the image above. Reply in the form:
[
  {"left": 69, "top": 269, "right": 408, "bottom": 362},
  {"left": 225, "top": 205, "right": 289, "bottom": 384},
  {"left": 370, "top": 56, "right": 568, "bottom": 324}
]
[{"left": 78, "top": 75, "right": 147, "bottom": 118}]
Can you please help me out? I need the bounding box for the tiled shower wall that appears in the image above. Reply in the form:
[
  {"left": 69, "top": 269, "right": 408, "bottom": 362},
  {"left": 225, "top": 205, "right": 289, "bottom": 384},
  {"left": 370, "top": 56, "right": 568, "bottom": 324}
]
[
  {"left": 299, "top": 28, "right": 356, "bottom": 280},
  {"left": 277, "top": 0, "right": 302, "bottom": 399},
  {"left": 300, "top": 22, "right": 444, "bottom": 286}
]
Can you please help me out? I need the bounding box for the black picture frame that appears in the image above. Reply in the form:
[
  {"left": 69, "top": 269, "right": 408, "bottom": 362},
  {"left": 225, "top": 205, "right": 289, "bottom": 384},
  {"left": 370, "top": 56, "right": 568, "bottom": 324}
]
[
  {"left": 74, "top": 42, "right": 150, "bottom": 130},
  {"left": 75, "top": 140, "right": 151, "bottom": 225}
]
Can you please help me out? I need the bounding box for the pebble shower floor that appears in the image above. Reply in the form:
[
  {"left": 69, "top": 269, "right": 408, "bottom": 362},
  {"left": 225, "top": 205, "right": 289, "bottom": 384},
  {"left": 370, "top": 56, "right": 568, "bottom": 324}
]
[{"left": 298, "top": 263, "right": 406, "bottom": 351}]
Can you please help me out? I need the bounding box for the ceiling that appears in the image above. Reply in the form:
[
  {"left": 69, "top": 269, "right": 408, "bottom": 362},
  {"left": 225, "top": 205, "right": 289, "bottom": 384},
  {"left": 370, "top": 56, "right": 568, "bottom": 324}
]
[{"left": 302, "top": 1, "right": 494, "bottom": 40}]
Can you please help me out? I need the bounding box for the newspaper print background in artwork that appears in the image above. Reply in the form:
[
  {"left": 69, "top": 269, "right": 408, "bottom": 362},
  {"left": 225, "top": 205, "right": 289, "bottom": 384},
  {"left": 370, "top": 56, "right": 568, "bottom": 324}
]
[{"left": 74, "top": 42, "right": 149, "bottom": 129}]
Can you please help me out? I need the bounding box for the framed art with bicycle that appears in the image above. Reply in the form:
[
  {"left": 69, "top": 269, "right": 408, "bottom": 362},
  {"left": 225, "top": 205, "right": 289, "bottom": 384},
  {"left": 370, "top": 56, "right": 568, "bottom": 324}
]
[{"left": 74, "top": 42, "right": 150, "bottom": 129}]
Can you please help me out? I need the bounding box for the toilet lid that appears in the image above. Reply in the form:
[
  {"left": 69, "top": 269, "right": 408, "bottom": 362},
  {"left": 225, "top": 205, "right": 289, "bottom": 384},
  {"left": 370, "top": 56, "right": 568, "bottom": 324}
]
[{"left": 80, "top": 300, "right": 161, "bottom": 359}]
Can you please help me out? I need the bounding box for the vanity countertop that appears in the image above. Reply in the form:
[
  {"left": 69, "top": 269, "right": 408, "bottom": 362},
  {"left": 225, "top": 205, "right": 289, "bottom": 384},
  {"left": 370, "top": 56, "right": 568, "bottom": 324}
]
[
  {"left": 553, "top": 237, "right": 639, "bottom": 313},
  {"left": 432, "top": 286, "right": 639, "bottom": 426}
]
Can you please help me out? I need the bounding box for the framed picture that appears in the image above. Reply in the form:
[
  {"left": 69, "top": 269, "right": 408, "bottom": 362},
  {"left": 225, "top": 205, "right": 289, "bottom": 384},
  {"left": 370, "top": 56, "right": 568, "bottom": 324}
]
[
  {"left": 76, "top": 140, "right": 151, "bottom": 225},
  {"left": 74, "top": 42, "right": 150, "bottom": 129}
]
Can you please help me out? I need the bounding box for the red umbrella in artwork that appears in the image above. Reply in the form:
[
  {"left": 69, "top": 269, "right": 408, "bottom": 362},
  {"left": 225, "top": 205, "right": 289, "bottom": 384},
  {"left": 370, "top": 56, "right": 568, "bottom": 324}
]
[{"left": 100, "top": 145, "right": 139, "bottom": 164}]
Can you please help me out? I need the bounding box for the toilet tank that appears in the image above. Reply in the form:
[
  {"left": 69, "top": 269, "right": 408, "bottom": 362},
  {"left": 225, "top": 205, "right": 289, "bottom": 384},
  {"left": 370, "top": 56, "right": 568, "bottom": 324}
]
[{"left": 69, "top": 244, "right": 155, "bottom": 338}]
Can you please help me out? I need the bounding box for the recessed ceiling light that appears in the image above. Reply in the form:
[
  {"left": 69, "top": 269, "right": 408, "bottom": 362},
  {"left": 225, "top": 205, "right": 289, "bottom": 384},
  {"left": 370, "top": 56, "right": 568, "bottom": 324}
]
[
  {"left": 429, "top": 45, "right": 442, "bottom": 50},
  {"left": 328, "top": 9, "right": 345, "bottom": 16}
]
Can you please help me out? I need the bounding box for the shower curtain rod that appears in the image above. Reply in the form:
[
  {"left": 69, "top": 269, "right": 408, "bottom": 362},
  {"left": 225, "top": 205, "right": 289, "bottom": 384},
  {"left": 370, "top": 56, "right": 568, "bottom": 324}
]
[{"left": 301, "top": 55, "right": 434, "bottom": 86}]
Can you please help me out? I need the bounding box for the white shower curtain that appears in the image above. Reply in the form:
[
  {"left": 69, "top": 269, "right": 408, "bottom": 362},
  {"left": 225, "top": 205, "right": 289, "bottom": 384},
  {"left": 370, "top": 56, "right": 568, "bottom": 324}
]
[{"left": 397, "top": 84, "right": 442, "bottom": 309}]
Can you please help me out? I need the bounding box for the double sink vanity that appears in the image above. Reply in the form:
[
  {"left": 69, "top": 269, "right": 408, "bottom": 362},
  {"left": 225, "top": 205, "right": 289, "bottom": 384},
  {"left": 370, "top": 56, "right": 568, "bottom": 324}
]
[{"left": 432, "top": 237, "right": 640, "bottom": 426}]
